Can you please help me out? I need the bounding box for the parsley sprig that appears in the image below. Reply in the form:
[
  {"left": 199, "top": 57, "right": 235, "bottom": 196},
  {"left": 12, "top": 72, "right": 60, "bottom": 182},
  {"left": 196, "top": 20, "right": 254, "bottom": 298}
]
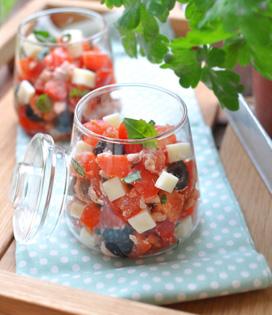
[{"left": 102, "top": 0, "right": 272, "bottom": 111}]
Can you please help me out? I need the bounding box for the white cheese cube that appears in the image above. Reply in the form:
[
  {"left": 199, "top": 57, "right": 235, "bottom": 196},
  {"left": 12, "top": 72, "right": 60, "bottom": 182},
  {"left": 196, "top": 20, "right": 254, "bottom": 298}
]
[
  {"left": 61, "top": 29, "right": 83, "bottom": 58},
  {"left": 68, "top": 200, "right": 85, "bottom": 219},
  {"left": 128, "top": 211, "right": 156, "bottom": 234},
  {"left": 166, "top": 142, "right": 192, "bottom": 163},
  {"left": 72, "top": 68, "right": 96, "bottom": 88},
  {"left": 23, "top": 33, "right": 43, "bottom": 57},
  {"left": 17, "top": 80, "right": 35, "bottom": 104},
  {"left": 103, "top": 113, "right": 122, "bottom": 128},
  {"left": 175, "top": 216, "right": 193, "bottom": 239},
  {"left": 73, "top": 140, "right": 93, "bottom": 156},
  {"left": 79, "top": 228, "right": 97, "bottom": 248},
  {"left": 102, "top": 177, "right": 126, "bottom": 201},
  {"left": 155, "top": 171, "right": 179, "bottom": 193}
]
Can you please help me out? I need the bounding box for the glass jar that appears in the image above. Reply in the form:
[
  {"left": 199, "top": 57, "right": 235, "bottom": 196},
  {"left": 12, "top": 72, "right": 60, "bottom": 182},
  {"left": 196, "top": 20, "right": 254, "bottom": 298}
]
[
  {"left": 14, "top": 8, "right": 115, "bottom": 141},
  {"left": 11, "top": 83, "right": 200, "bottom": 258}
]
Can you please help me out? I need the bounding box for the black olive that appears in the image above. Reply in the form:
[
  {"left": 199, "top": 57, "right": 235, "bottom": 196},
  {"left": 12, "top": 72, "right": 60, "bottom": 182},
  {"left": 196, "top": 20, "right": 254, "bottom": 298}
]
[
  {"left": 56, "top": 111, "right": 73, "bottom": 132},
  {"left": 94, "top": 141, "right": 124, "bottom": 155},
  {"left": 167, "top": 161, "right": 189, "bottom": 190},
  {"left": 94, "top": 141, "right": 107, "bottom": 155},
  {"left": 25, "top": 105, "right": 43, "bottom": 122}
]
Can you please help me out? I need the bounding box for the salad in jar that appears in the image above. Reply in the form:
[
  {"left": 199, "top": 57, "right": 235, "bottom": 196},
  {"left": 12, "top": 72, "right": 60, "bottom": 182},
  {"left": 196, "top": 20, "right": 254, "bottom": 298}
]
[
  {"left": 15, "top": 23, "right": 114, "bottom": 140},
  {"left": 68, "top": 113, "right": 199, "bottom": 258}
]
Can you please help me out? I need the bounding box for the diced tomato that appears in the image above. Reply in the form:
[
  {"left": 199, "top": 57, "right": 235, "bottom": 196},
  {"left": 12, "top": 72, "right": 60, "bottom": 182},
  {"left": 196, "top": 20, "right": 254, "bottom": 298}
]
[
  {"left": 129, "top": 233, "right": 152, "bottom": 258},
  {"left": 118, "top": 123, "right": 142, "bottom": 154},
  {"left": 142, "top": 149, "right": 166, "bottom": 174},
  {"left": 83, "top": 51, "right": 112, "bottom": 71},
  {"left": 96, "top": 154, "right": 131, "bottom": 178},
  {"left": 132, "top": 164, "right": 159, "bottom": 200},
  {"left": 44, "top": 79, "right": 67, "bottom": 101},
  {"left": 99, "top": 200, "right": 126, "bottom": 229},
  {"left": 75, "top": 152, "right": 100, "bottom": 179},
  {"left": 95, "top": 68, "right": 115, "bottom": 88},
  {"left": 83, "top": 120, "right": 118, "bottom": 146},
  {"left": 180, "top": 188, "right": 199, "bottom": 219},
  {"left": 183, "top": 160, "right": 197, "bottom": 199},
  {"left": 80, "top": 203, "right": 101, "bottom": 230},
  {"left": 154, "top": 192, "right": 185, "bottom": 223},
  {"left": 82, "top": 41, "right": 92, "bottom": 51},
  {"left": 156, "top": 125, "right": 177, "bottom": 148},
  {"left": 155, "top": 220, "right": 176, "bottom": 244},
  {"left": 44, "top": 47, "right": 70, "bottom": 68},
  {"left": 146, "top": 233, "right": 162, "bottom": 249},
  {"left": 112, "top": 188, "right": 142, "bottom": 220},
  {"left": 19, "top": 57, "right": 44, "bottom": 82},
  {"left": 17, "top": 106, "right": 45, "bottom": 135}
]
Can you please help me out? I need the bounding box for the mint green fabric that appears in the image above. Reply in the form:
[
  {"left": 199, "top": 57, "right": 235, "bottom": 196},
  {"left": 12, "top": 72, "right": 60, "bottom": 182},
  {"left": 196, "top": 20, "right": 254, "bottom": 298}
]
[{"left": 16, "top": 33, "right": 272, "bottom": 305}]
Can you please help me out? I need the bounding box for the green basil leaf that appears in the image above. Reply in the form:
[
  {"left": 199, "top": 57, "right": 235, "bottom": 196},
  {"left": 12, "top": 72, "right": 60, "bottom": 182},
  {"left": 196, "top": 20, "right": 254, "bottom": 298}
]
[
  {"left": 33, "top": 29, "right": 56, "bottom": 43},
  {"left": 69, "top": 88, "right": 89, "bottom": 98},
  {"left": 35, "top": 94, "right": 53, "bottom": 113},
  {"left": 71, "top": 158, "right": 86, "bottom": 177},
  {"left": 123, "top": 170, "right": 141, "bottom": 184},
  {"left": 160, "top": 194, "right": 167, "bottom": 204}
]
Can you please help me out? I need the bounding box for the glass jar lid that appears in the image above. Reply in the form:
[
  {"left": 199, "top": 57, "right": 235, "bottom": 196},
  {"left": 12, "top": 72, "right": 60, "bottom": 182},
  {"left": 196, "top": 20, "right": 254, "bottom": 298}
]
[{"left": 10, "top": 133, "right": 68, "bottom": 243}]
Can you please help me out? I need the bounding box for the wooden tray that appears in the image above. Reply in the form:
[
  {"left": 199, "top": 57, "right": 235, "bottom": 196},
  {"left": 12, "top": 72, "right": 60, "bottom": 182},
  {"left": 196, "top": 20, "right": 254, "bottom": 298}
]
[{"left": 0, "top": 1, "right": 271, "bottom": 314}]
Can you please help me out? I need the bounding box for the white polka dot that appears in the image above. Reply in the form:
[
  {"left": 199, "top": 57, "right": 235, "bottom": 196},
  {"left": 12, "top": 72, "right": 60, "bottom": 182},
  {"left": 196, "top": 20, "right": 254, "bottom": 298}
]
[
  {"left": 202, "top": 230, "right": 210, "bottom": 236},
  {"left": 60, "top": 243, "right": 68, "bottom": 249},
  {"left": 210, "top": 281, "right": 219, "bottom": 289},
  {"left": 206, "top": 243, "right": 214, "bottom": 249},
  {"left": 229, "top": 220, "right": 237, "bottom": 226},
  {"left": 206, "top": 267, "right": 215, "bottom": 273},
  {"left": 49, "top": 250, "right": 58, "bottom": 256},
  {"left": 29, "top": 251, "right": 37, "bottom": 258},
  {"left": 185, "top": 246, "right": 194, "bottom": 252},
  {"left": 60, "top": 256, "right": 69, "bottom": 264},
  {"left": 232, "top": 280, "right": 241, "bottom": 288},
  {"left": 72, "top": 264, "right": 80, "bottom": 272},
  {"left": 249, "top": 263, "right": 258, "bottom": 269},
  {"left": 131, "top": 293, "right": 141, "bottom": 300},
  {"left": 165, "top": 283, "right": 175, "bottom": 291},
  {"left": 214, "top": 260, "right": 223, "bottom": 265},
  {"left": 39, "top": 244, "right": 48, "bottom": 249},
  {"left": 198, "top": 251, "right": 206, "bottom": 257},
  {"left": 153, "top": 277, "right": 161, "bottom": 283},
  {"left": 234, "top": 232, "right": 242, "bottom": 238},
  {"left": 209, "top": 223, "right": 217, "bottom": 229},
  {"left": 149, "top": 266, "right": 158, "bottom": 271},
  {"left": 117, "top": 277, "right": 126, "bottom": 284},
  {"left": 214, "top": 235, "right": 222, "bottom": 241},
  {"left": 253, "top": 279, "right": 262, "bottom": 288},
  {"left": 131, "top": 280, "right": 139, "bottom": 286},
  {"left": 39, "top": 258, "right": 48, "bottom": 265},
  {"left": 171, "top": 264, "right": 180, "bottom": 269},
  {"left": 143, "top": 284, "right": 151, "bottom": 291},
  {"left": 140, "top": 272, "right": 148, "bottom": 277},
  {"left": 197, "top": 275, "right": 206, "bottom": 281},
  {"left": 219, "top": 272, "right": 228, "bottom": 279},
  {"left": 106, "top": 273, "right": 114, "bottom": 279},
  {"left": 224, "top": 206, "right": 232, "bottom": 213},
  {"left": 51, "top": 266, "right": 59, "bottom": 274},
  {"left": 18, "top": 261, "right": 27, "bottom": 268},
  {"left": 188, "top": 283, "right": 197, "bottom": 291},
  {"left": 236, "top": 257, "right": 245, "bottom": 263},
  {"left": 84, "top": 277, "right": 92, "bottom": 283},
  {"left": 162, "top": 271, "right": 171, "bottom": 276},
  {"left": 120, "top": 288, "right": 128, "bottom": 293},
  {"left": 154, "top": 293, "right": 164, "bottom": 302},
  {"left": 108, "top": 287, "right": 116, "bottom": 292},
  {"left": 199, "top": 292, "right": 208, "bottom": 299},
  {"left": 241, "top": 271, "right": 250, "bottom": 278},
  {"left": 82, "top": 256, "right": 90, "bottom": 262},
  {"left": 127, "top": 269, "right": 136, "bottom": 274},
  {"left": 206, "top": 211, "right": 212, "bottom": 217},
  {"left": 228, "top": 265, "right": 236, "bottom": 271},
  {"left": 226, "top": 240, "right": 234, "bottom": 246},
  {"left": 71, "top": 249, "right": 79, "bottom": 255},
  {"left": 194, "top": 238, "right": 201, "bottom": 244},
  {"left": 217, "top": 214, "right": 225, "bottom": 220},
  {"left": 30, "top": 268, "right": 37, "bottom": 274},
  {"left": 222, "top": 228, "right": 229, "bottom": 234},
  {"left": 93, "top": 263, "right": 102, "bottom": 270},
  {"left": 184, "top": 268, "right": 192, "bottom": 275},
  {"left": 193, "top": 262, "right": 202, "bottom": 267},
  {"left": 96, "top": 282, "right": 104, "bottom": 289},
  {"left": 219, "top": 248, "right": 227, "bottom": 254},
  {"left": 239, "top": 246, "right": 247, "bottom": 252},
  {"left": 175, "top": 277, "right": 183, "bottom": 283}
]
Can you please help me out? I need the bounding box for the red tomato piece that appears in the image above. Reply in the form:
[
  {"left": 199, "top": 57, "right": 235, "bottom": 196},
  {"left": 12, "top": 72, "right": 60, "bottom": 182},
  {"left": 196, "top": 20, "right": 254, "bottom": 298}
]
[
  {"left": 132, "top": 164, "right": 159, "bottom": 200},
  {"left": 156, "top": 125, "right": 177, "bottom": 148},
  {"left": 118, "top": 123, "right": 142, "bottom": 154},
  {"left": 112, "top": 188, "right": 142, "bottom": 220},
  {"left": 129, "top": 233, "right": 152, "bottom": 258},
  {"left": 155, "top": 220, "right": 176, "bottom": 244},
  {"left": 95, "top": 68, "right": 115, "bottom": 88},
  {"left": 154, "top": 192, "right": 185, "bottom": 223},
  {"left": 17, "top": 106, "right": 45, "bottom": 135},
  {"left": 80, "top": 203, "right": 101, "bottom": 230},
  {"left": 44, "top": 47, "right": 70, "bottom": 68},
  {"left": 99, "top": 200, "right": 126, "bottom": 229},
  {"left": 142, "top": 149, "right": 166, "bottom": 174},
  {"left": 19, "top": 57, "right": 44, "bottom": 82},
  {"left": 96, "top": 154, "right": 131, "bottom": 178},
  {"left": 83, "top": 120, "right": 118, "bottom": 146},
  {"left": 44, "top": 79, "right": 67, "bottom": 101},
  {"left": 83, "top": 51, "right": 112, "bottom": 71},
  {"left": 183, "top": 160, "right": 197, "bottom": 199},
  {"left": 75, "top": 152, "right": 100, "bottom": 179}
]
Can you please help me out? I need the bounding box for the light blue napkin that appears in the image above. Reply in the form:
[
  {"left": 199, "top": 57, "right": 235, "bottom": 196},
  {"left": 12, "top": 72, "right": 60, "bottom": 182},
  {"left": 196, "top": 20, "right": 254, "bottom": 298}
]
[{"left": 16, "top": 28, "right": 272, "bottom": 305}]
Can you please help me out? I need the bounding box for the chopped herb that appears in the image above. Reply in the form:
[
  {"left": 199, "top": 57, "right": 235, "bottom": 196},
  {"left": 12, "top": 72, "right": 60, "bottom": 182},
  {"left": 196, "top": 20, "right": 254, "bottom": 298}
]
[
  {"left": 160, "top": 194, "right": 167, "bottom": 204},
  {"left": 69, "top": 88, "right": 89, "bottom": 98},
  {"left": 123, "top": 117, "right": 157, "bottom": 148},
  {"left": 123, "top": 170, "right": 141, "bottom": 184},
  {"left": 149, "top": 119, "right": 156, "bottom": 126},
  {"left": 71, "top": 158, "right": 85, "bottom": 177},
  {"left": 33, "top": 29, "right": 56, "bottom": 43},
  {"left": 35, "top": 94, "right": 53, "bottom": 113},
  {"left": 61, "top": 33, "right": 72, "bottom": 43}
]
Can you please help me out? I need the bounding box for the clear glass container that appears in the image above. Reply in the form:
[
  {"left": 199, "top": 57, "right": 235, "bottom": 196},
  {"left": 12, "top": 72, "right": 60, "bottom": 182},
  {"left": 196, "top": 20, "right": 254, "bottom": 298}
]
[
  {"left": 11, "top": 83, "right": 200, "bottom": 258},
  {"left": 14, "top": 8, "right": 115, "bottom": 141}
]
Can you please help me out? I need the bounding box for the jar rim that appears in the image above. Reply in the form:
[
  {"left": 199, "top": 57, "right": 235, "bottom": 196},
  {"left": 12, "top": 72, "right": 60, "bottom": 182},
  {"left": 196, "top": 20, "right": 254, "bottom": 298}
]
[
  {"left": 18, "top": 7, "right": 108, "bottom": 47},
  {"left": 74, "top": 83, "right": 188, "bottom": 145}
]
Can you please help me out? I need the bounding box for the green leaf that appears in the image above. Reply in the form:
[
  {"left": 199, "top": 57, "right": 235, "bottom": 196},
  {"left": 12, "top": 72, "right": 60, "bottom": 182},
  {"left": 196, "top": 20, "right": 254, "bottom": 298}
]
[
  {"left": 33, "top": 29, "right": 56, "bottom": 43},
  {"left": 207, "top": 48, "right": 226, "bottom": 68},
  {"left": 146, "top": 0, "right": 176, "bottom": 22},
  {"left": 120, "top": 31, "right": 138, "bottom": 57},
  {"left": 118, "top": 2, "right": 141, "bottom": 31},
  {"left": 69, "top": 88, "right": 89, "bottom": 98},
  {"left": 123, "top": 171, "right": 141, "bottom": 184},
  {"left": 35, "top": 94, "right": 53, "bottom": 113},
  {"left": 71, "top": 158, "right": 85, "bottom": 177},
  {"left": 102, "top": 0, "right": 123, "bottom": 9},
  {"left": 160, "top": 194, "right": 167, "bottom": 204},
  {"left": 123, "top": 117, "right": 158, "bottom": 148}
]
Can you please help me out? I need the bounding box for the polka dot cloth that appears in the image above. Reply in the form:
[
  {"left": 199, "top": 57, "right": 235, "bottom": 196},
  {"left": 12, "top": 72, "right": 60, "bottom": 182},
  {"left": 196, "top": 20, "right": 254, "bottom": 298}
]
[{"left": 16, "top": 35, "right": 272, "bottom": 306}]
